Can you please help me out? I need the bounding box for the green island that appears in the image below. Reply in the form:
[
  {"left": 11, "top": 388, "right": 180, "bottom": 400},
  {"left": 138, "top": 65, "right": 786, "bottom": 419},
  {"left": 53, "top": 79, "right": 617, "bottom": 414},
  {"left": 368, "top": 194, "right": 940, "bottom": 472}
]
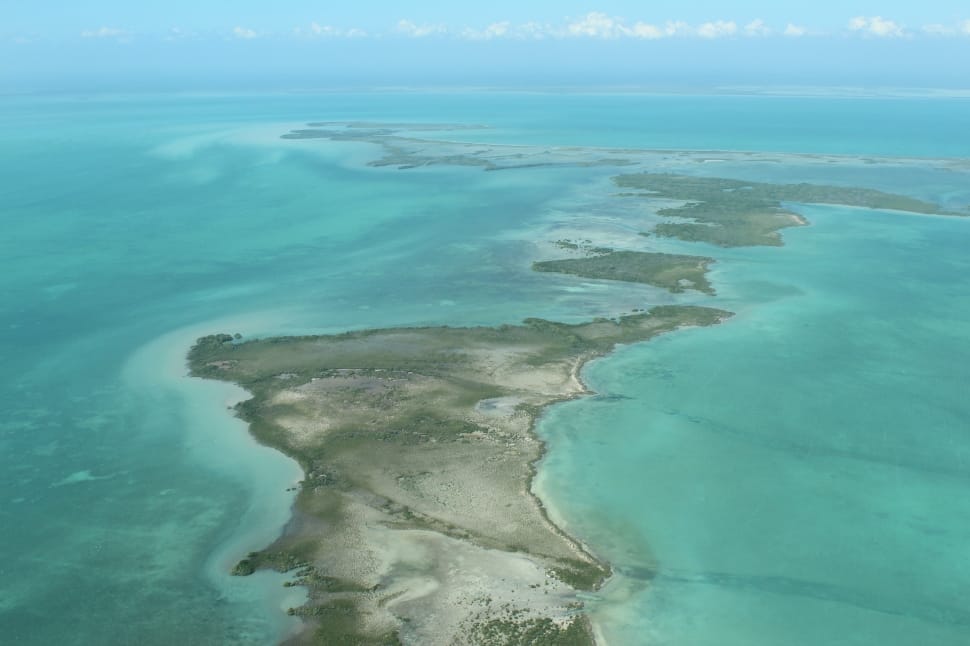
[
  {"left": 614, "top": 173, "right": 954, "bottom": 247},
  {"left": 534, "top": 250, "right": 716, "bottom": 295},
  {"left": 189, "top": 306, "right": 731, "bottom": 645}
]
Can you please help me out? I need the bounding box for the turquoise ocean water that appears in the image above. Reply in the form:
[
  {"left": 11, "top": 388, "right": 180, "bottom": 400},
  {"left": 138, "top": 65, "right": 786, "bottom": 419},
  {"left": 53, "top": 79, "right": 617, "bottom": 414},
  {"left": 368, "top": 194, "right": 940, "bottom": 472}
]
[{"left": 1, "top": 92, "right": 969, "bottom": 644}]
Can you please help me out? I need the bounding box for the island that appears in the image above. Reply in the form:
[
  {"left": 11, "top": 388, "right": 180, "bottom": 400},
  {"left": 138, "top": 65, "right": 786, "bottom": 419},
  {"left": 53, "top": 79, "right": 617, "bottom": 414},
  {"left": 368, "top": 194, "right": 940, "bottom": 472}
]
[
  {"left": 613, "top": 173, "right": 950, "bottom": 247},
  {"left": 186, "top": 124, "right": 964, "bottom": 644},
  {"left": 189, "top": 306, "right": 731, "bottom": 644},
  {"left": 533, "top": 250, "right": 716, "bottom": 295}
]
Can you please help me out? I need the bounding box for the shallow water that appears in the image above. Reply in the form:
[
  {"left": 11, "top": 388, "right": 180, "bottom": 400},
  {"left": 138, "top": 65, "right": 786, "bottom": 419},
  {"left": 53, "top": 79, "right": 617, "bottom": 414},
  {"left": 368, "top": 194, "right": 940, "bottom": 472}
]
[
  {"left": 536, "top": 206, "right": 970, "bottom": 645},
  {"left": 1, "top": 92, "right": 969, "bottom": 644}
]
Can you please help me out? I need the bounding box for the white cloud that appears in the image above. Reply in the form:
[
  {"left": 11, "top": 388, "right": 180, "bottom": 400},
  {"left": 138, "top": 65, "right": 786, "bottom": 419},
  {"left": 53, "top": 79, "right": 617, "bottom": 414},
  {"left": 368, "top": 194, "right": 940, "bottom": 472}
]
[
  {"left": 462, "top": 21, "right": 511, "bottom": 40},
  {"left": 63, "top": 14, "right": 970, "bottom": 47},
  {"left": 697, "top": 20, "right": 737, "bottom": 39},
  {"left": 293, "top": 23, "right": 368, "bottom": 38},
  {"left": 563, "top": 13, "right": 682, "bottom": 40},
  {"left": 744, "top": 19, "right": 771, "bottom": 36},
  {"left": 396, "top": 19, "right": 446, "bottom": 38},
  {"left": 628, "top": 22, "right": 664, "bottom": 39},
  {"left": 310, "top": 22, "right": 340, "bottom": 37},
  {"left": 566, "top": 12, "right": 623, "bottom": 38},
  {"left": 233, "top": 26, "right": 258, "bottom": 39},
  {"left": 346, "top": 14, "right": 970, "bottom": 43},
  {"left": 164, "top": 26, "right": 198, "bottom": 41},
  {"left": 921, "top": 23, "right": 952, "bottom": 35},
  {"left": 80, "top": 26, "right": 128, "bottom": 39},
  {"left": 849, "top": 16, "right": 904, "bottom": 38},
  {"left": 483, "top": 21, "right": 511, "bottom": 39},
  {"left": 921, "top": 19, "right": 970, "bottom": 36},
  {"left": 515, "top": 21, "right": 552, "bottom": 39},
  {"left": 663, "top": 21, "right": 692, "bottom": 37}
]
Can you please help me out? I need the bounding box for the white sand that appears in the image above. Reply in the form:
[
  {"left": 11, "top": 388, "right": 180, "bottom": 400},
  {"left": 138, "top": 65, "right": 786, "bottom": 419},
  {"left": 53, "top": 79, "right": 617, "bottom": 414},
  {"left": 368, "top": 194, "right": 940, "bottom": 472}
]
[{"left": 122, "top": 314, "right": 308, "bottom": 641}]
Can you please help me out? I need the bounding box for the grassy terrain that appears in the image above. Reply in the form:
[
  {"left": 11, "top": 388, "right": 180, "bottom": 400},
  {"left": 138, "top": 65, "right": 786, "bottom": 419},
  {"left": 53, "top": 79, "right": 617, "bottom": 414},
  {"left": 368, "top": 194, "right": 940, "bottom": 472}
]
[
  {"left": 533, "top": 251, "right": 715, "bottom": 294},
  {"left": 188, "top": 305, "right": 730, "bottom": 644},
  {"left": 615, "top": 173, "right": 951, "bottom": 247}
]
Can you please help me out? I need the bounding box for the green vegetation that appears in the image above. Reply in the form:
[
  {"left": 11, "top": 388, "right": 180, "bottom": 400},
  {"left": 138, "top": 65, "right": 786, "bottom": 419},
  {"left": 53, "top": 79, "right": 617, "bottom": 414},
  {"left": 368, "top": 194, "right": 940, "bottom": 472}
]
[
  {"left": 254, "top": 125, "right": 970, "bottom": 644},
  {"left": 548, "top": 558, "right": 612, "bottom": 592},
  {"left": 231, "top": 550, "right": 307, "bottom": 576},
  {"left": 553, "top": 240, "right": 615, "bottom": 256},
  {"left": 189, "top": 308, "right": 730, "bottom": 487},
  {"left": 614, "top": 173, "right": 952, "bottom": 247},
  {"left": 189, "top": 308, "right": 731, "bottom": 469},
  {"left": 292, "top": 598, "right": 403, "bottom": 646},
  {"left": 533, "top": 250, "right": 715, "bottom": 294},
  {"left": 189, "top": 308, "right": 728, "bottom": 388},
  {"left": 466, "top": 615, "right": 595, "bottom": 646},
  {"left": 188, "top": 305, "right": 730, "bottom": 644},
  {"left": 280, "top": 125, "right": 633, "bottom": 172}
]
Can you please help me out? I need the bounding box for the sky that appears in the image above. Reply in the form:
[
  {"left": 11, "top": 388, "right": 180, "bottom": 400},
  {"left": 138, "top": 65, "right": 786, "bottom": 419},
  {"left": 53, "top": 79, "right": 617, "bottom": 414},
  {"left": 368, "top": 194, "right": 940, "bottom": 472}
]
[{"left": 3, "top": 1, "right": 970, "bottom": 91}]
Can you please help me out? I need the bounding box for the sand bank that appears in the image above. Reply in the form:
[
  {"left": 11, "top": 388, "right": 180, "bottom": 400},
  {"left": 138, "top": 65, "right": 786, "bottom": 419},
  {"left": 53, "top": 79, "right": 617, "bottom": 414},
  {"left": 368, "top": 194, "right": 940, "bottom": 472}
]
[{"left": 124, "top": 317, "right": 307, "bottom": 642}]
